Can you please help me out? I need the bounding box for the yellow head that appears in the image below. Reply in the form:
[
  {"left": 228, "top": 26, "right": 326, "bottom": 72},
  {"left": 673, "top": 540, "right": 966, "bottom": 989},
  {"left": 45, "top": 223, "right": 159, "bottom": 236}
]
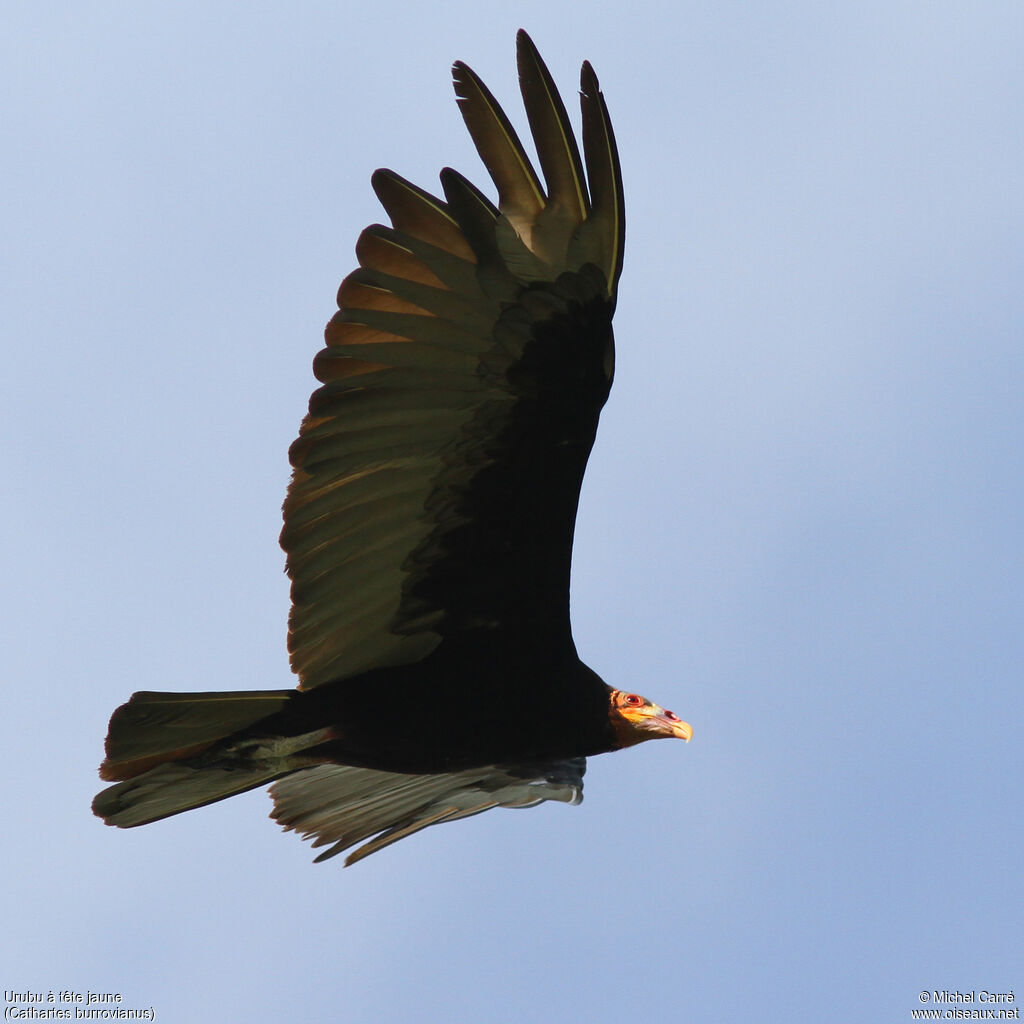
[{"left": 608, "top": 689, "right": 693, "bottom": 748}]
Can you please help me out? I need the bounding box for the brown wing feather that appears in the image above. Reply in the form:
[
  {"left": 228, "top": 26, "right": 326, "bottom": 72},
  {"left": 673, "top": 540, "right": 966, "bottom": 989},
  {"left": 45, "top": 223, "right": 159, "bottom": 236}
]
[
  {"left": 577, "top": 60, "right": 626, "bottom": 299},
  {"left": 516, "top": 30, "right": 589, "bottom": 222},
  {"left": 282, "top": 31, "right": 624, "bottom": 690}
]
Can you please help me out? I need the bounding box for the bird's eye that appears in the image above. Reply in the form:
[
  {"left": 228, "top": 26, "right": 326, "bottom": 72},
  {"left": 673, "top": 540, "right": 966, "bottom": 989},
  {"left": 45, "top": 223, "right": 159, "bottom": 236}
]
[{"left": 623, "top": 693, "right": 644, "bottom": 707}]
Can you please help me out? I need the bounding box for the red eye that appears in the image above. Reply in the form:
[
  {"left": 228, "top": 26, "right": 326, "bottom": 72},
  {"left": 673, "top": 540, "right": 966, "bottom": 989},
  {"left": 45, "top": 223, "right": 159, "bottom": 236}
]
[{"left": 623, "top": 693, "right": 644, "bottom": 707}]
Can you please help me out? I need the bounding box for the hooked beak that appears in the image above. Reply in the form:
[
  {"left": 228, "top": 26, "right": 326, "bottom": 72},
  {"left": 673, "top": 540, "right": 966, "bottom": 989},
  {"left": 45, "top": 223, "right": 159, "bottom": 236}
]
[
  {"left": 626, "top": 703, "right": 693, "bottom": 742},
  {"left": 659, "top": 711, "right": 693, "bottom": 742}
]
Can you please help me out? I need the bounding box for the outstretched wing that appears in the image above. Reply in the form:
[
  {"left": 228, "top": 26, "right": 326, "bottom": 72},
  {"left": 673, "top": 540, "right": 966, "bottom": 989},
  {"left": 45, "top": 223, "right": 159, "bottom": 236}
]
[
  {"left": 269, "top": 758, "right": 585, "bottom": 866},
  {"left": 282, "top": 31, "right": 625, "bottom": 689}
]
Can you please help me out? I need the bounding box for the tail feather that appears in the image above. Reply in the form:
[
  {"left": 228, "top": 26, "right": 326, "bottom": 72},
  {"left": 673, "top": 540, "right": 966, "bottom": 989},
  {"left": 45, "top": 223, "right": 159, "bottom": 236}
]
[
  {"left": 93, "top": 762, "right": 285, "bottom": 828},
  {"left": 94, "top": 688, "right": 302, "bottom": 828},
  {"left": 99, "top": 689, "right": 294, "bottom": 781}
]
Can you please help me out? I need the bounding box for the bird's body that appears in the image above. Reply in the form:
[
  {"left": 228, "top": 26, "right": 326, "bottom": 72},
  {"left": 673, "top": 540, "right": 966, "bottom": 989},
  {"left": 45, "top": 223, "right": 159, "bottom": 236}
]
[
  {"left": 282, "top": 645, "right": 615, "bottom": 774},
  {"left": 93, "top": 31, "right": 691, "bottom": 865}
]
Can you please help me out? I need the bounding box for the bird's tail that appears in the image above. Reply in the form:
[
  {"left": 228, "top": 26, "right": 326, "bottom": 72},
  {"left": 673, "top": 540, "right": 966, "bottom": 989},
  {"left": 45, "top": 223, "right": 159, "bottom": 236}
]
[{"left": 92, "top": 689, "right": 317, "bottom": 828}]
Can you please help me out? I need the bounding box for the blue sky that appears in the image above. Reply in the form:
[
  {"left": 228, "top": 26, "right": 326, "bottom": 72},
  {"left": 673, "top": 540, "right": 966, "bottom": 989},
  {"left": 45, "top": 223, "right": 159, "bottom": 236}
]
[{"left": 3, "top": 2, "right": 1021, "bottom": 1021}]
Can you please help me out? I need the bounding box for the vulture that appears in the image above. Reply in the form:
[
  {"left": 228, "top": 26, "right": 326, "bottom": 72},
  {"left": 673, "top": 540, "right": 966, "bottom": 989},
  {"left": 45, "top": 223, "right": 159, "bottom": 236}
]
[{"left": 92, "top": 30, "right": 691, "bottom": 866}]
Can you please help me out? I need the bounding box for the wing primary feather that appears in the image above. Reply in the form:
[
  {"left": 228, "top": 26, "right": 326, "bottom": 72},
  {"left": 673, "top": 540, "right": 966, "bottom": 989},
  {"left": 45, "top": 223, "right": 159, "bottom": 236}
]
[
  {"left": 437, "top": 167, "right": 499, "bottom": 258},
  {"left": 579, "top": 60, "right": 625, "bottom": 297},
  {"left": 515, "top": 29, "right": 589, "bottom": 221},
  {"left": 451, "top": 59, "right": 545, "bottom": 221},
  {"left": 340, "top": 265, "right": 493, "bottom": 329},
  {"left": 371, "top": 169, "right": 475, "bottom": 260},
  {"left": 354, "top": 224, "right": 479, "bottom": 298},
  {"left": 355, "top": 226, "right": 449, "bottom": 288},
  {"left": 438, "top": 167, "right": 522, "bottom": 301}
]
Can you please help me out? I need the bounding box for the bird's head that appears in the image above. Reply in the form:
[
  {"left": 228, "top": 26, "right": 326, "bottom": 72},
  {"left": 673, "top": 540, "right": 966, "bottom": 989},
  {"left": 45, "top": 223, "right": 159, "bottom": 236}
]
[{"left": 607, "top": 689, "right": 693, "bottom": 748}]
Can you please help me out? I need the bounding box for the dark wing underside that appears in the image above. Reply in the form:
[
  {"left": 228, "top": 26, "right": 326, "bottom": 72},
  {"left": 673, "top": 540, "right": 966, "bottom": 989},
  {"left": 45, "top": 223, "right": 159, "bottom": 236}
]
[
  {"left": 281, "top": 31, "right": 625, "bottom": 689},
  {"left": 270, "top": 758, "right": 585, "bottom": 865}
]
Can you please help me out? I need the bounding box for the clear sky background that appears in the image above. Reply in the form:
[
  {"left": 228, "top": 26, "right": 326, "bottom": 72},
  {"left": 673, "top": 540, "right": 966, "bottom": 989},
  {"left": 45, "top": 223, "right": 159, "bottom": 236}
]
[{"left": 3, "top": 2, "right": 1021, "bottom": 1021}]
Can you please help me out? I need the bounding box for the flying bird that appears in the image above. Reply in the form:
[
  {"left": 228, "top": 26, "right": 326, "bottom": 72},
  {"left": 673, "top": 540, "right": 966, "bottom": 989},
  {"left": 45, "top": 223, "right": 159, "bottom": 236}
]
[{"left": 92, "top": 30, "right": 692, "bottom": 866}]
